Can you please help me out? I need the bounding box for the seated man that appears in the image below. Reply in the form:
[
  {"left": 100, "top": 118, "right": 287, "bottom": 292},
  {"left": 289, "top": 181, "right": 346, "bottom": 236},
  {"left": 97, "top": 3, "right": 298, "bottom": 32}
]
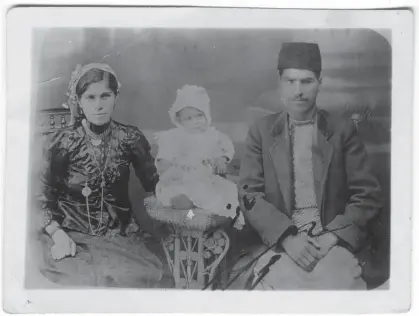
[{"left": 230, "top": 42, "right": 383, "bottom": 290}]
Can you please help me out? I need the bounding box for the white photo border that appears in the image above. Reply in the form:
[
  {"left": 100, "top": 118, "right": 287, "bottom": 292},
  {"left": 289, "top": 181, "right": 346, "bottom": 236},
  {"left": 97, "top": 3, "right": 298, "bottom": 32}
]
[{"left": 4, "top": 6, "right": 413, "bottom": 313}]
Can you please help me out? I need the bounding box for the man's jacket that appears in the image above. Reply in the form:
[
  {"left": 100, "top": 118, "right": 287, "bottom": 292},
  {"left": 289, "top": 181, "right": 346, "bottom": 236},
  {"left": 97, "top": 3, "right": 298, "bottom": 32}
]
[{"left": 239, "top": 109, "right": 382, "bottom": 253}]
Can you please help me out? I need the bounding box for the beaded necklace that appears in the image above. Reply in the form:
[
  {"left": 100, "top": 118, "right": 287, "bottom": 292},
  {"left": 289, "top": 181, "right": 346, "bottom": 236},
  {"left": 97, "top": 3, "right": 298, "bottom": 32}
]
[
  {"left": 82, "top": 119, "right": 112, "bottom": 146},
  {"left": 81, "top": 120, "right": 113, "bottom": 235}
]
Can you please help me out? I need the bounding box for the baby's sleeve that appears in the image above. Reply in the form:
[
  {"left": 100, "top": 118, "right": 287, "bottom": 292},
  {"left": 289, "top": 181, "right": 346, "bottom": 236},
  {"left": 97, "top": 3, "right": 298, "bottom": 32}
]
[
  {"left": 216, "top": 131, "right": 235, "bottom": 162},
  {"left": 155, "top": 131, "right": 177, "bottom": 161}
]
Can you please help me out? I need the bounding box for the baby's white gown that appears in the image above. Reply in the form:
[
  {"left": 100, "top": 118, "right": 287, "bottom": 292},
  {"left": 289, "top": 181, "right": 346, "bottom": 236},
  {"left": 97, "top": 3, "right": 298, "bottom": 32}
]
[{"left": 155, "top": 127, "right": 242, "bottom": 225}]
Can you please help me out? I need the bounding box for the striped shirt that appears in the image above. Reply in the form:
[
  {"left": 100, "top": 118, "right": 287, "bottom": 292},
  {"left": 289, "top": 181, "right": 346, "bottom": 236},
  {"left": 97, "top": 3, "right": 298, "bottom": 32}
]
[{"left": 290, "top": 118, "right": 323, "bottom": 235}]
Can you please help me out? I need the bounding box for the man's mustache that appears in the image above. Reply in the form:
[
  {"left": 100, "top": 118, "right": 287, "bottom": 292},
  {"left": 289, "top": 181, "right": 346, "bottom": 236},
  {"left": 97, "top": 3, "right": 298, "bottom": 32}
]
[
  {"left": 282, "top": 97, "right": 308, "bottom": 102},
  {"left": 292, "top": 97, "right": 308, "bottom": 102},
  {"left": 279, "top": 97, "right": 309, "bottom": 103}
]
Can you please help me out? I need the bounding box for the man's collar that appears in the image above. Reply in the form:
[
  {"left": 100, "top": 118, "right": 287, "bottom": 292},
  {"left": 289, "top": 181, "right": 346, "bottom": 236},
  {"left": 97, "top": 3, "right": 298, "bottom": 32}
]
[
  {"left": 270, "top": 110, "right": 288, "bottom": 136},
  {"left": 270, "top": 108, "right": 333, "bottom": 140},
  {"left": 317, "top": 109, "right": 333, "bottom": 140}
]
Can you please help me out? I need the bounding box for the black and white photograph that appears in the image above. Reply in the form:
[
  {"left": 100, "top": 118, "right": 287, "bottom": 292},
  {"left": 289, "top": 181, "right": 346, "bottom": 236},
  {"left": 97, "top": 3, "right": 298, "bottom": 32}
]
[{"left": 3, "top": 5, "right": 413, "bottom": 314}]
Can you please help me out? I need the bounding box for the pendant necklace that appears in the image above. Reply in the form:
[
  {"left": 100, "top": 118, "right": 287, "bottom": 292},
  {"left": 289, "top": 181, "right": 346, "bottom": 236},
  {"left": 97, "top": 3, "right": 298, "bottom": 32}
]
[
  {"left": 82, "top": 119, "right": 112, "bottom": 147},
  {"left": 82, "top": 122, "right": 113, "bottom": 235}
]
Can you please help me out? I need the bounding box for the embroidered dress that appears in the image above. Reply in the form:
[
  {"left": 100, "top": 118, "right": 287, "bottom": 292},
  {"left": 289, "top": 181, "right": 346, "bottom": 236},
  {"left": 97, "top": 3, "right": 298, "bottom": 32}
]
[
  {"left": 39, "top": 120, "right": 158, "bottom": 235},
  {"left": 36, "top": 120, "right": 173, "bottom": 288}
]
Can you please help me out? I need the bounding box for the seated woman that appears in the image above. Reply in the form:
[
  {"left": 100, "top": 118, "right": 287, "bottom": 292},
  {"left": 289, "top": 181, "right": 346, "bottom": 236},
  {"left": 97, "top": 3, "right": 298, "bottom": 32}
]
[{"left": 36, "top": 63, "right": 173, "bottom": 288}]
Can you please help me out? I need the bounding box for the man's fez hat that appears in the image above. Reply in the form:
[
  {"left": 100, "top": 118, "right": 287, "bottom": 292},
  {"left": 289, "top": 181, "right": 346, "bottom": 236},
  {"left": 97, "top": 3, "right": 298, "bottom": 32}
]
[{"left": 277, "top": 42, "right": 322, "bottom": 75}]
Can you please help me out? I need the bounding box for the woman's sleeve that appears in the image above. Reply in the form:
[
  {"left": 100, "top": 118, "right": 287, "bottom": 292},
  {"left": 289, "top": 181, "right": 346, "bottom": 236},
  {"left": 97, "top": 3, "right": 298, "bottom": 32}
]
[
  {"left": 217, "top": 131, "right": 235, "bottom": 161},
  {"left": 38, "top": 132, "right": 69, "bottom": 228},
  {"left": 131, "top": 128, "right": 159, "bottom": 193}
]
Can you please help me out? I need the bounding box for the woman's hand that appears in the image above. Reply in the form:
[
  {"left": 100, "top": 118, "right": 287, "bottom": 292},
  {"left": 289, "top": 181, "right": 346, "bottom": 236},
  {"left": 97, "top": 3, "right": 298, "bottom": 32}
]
[
  {"left": 50, "top": 229, "right": 76, "bottom": 260},
  {"left": 213, "top": 156, "right": 229, "bottom": 175}
]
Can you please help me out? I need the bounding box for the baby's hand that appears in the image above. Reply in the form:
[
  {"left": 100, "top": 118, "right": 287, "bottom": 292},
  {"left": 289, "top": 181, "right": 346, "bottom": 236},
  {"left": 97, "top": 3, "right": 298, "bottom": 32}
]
[
  {"left": 155, "top": 158, "right": 172, "bottom": 175},
  {"left": 213, "top": 156, "right": 229, "bottom": 175}
]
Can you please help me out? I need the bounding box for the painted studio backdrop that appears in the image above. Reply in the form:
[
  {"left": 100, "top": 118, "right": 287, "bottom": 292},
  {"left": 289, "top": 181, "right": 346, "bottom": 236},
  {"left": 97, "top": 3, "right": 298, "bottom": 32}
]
[{"left": 30, "top": 28, "right": 391, "bottom": 280}]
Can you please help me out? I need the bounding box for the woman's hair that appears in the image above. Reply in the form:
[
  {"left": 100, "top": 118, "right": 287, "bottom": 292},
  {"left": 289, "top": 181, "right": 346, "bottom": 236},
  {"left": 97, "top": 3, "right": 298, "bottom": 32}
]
[{"left": 75, "top": 68, "right": 119, "bottom": 99}]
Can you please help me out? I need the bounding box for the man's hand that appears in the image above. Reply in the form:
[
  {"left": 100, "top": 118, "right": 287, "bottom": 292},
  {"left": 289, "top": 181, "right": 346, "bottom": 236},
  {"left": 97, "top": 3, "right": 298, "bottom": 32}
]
[
  {"left": 312, "top": 232, "right": 339, "bottom": 259},
  {"left": 50, "top": 229, "right": 76, "bottom": 261},
  {"left": 282, "top": 233, "right": 322, "bottom": 271}
]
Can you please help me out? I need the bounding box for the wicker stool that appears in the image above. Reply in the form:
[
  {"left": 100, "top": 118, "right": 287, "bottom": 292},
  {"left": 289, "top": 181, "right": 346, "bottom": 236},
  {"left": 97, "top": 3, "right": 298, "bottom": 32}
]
[{"left": 145, "top": 196, "right": 231, "bottom": 289}]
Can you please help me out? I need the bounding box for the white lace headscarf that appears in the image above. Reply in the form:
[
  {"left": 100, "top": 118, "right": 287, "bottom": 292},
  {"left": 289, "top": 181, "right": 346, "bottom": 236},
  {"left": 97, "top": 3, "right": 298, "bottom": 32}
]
[
  {"left": 169, "top": 85, "right": 211, "bottom": 128},
  {"left": 62, "top": 63, "right": 121, "bottom": 125}
]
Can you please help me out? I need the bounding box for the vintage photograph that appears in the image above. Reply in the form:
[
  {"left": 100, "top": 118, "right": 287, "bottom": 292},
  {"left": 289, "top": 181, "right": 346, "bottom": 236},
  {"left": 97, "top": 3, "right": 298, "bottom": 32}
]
[
  {"left": 3, "top": 6, "right": 413, "bottom": 314},
  {"left": 26, "top": 26, "right": 391, "bottom": 291}
]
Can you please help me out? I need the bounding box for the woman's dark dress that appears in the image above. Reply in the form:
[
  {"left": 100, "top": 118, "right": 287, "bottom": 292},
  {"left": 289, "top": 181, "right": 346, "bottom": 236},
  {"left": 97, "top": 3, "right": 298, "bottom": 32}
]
[{"left": 36, "top": 120, "right": 172, "bottom": 288}]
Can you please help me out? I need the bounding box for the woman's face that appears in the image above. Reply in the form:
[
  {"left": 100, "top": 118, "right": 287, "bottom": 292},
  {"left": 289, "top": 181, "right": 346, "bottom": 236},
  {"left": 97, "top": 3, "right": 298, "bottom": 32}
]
[{"left": 79, "top": 80, "right": 116, "bottom": 126}]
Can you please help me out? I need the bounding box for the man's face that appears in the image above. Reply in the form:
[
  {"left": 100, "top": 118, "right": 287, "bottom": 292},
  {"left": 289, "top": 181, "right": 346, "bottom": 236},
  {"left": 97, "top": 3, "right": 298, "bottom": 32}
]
[{"left": 277, "top": 68, "right": 321, "bottom": 119}]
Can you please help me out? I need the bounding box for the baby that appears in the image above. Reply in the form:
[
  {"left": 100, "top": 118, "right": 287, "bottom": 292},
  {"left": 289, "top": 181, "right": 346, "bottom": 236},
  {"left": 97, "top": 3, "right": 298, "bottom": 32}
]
[{"left": 154, "top": 85, "right": 243, "bottom": 228}]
